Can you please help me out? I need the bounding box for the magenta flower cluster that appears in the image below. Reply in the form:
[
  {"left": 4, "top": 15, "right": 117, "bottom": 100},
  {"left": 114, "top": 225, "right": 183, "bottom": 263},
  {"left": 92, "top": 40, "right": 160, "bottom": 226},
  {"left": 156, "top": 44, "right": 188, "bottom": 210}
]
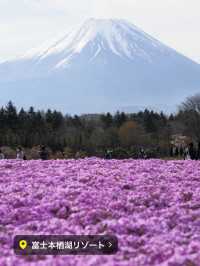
[{"left": 0, "top": 159, "right": 200, "bottom": 266}]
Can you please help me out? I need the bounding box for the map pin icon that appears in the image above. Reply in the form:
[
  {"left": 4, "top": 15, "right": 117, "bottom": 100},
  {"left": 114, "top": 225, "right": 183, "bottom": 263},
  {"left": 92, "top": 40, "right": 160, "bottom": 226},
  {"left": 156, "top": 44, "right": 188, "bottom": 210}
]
[{"left": 19, "top": 240, "right": 28, "bottom": 250}]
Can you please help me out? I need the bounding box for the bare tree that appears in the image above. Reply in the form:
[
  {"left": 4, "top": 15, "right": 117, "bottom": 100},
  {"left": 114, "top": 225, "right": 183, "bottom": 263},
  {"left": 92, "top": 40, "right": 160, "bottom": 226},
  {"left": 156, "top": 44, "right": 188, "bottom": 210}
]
[
  {"left": 180, "top": 93, "right": 200, "bottom": 113},
  {"left": 179, "top": 93, "right": 200, "bottom": 141}
]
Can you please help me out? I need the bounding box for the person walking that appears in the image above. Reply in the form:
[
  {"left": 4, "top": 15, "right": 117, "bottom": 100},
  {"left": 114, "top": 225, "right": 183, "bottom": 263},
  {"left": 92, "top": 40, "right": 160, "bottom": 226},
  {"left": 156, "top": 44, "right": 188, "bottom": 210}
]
[
  {"left": 105, "top": 149, "right": 112, "bottom": 160},
  {"left": 39, "top": 145, "right": 49, "bottom": 160},
  {"left": 139, "top": 148, "right": 147, "bottom": 159},
  {"left": 183, "top": 146, "right": 190, "bottom": 160},
  {"left": 196, "top": 142, "right": 200, "bottom": 160},
  {"left": 188, "top": 142, "right": 196, "bottom": 160},
  {"left": 0, "top": 149, "right": 5, "bottom": 159},
  {"left": 16, "top": 147, "right": 26, "bottom": 160}
]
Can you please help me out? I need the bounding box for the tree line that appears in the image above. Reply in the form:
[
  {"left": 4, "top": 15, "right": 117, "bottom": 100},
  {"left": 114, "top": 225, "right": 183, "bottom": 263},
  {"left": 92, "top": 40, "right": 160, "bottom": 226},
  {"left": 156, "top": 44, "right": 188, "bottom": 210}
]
[{"left": 0, "top": 94, "right": 199, "bottom": 159}]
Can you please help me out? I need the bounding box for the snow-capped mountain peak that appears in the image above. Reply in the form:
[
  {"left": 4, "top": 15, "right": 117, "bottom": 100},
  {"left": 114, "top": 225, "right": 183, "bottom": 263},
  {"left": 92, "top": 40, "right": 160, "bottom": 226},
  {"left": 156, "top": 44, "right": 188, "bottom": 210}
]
[{"left": 21, "top": 18, "right": 172, "bottom": 68}]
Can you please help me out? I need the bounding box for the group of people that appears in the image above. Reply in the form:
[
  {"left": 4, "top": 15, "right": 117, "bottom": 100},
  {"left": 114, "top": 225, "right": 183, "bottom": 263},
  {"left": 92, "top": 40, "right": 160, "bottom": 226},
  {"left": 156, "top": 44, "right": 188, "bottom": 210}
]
[
  {"left": 104, "top": 148, "right": 148, "bottom": 160},
  {"left": 1, "top": 143, "right": 200, "bottom": 161},
  {"left": 171, "top": 142, "right": 200, "bottom": 160},
  {"left": 183, "top": 142, "right": 200, "bottom": 160},
  {"left": 0, "top": 146, "right": 49, "bottom": 160}
]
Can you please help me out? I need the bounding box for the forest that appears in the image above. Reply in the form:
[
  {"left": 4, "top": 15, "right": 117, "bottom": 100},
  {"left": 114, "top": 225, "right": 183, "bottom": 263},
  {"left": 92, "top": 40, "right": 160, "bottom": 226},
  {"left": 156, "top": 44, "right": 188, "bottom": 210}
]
[{"left": 0, "top": 94, "right": 199, "bottom": 159}]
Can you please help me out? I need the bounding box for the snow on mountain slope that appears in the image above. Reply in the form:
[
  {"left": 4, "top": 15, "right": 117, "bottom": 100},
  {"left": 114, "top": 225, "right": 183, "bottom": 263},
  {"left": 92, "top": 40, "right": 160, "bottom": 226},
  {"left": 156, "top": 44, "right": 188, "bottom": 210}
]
[
  {"left": 8, "top": 18, "right": 174, "bottom": 72},
  {"left": 25, "top": 19, "right": 169, "bottom": 58},
  {"left": 0, "top": 18, "right": 200, "bottom": 113}
]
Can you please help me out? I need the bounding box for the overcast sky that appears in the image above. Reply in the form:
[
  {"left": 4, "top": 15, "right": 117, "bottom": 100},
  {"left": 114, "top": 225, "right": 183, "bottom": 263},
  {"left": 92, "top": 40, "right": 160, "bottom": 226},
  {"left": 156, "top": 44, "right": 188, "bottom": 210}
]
[{"left": 0, "top": 0, "right": 199, "bottom": 63}]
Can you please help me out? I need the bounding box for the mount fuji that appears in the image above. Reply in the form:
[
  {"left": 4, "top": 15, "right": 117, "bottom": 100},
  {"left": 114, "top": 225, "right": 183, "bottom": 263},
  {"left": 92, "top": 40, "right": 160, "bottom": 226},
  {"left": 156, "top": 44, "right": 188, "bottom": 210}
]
[{"left": 0, "top": 18, "right": 200, "bottom": 113}]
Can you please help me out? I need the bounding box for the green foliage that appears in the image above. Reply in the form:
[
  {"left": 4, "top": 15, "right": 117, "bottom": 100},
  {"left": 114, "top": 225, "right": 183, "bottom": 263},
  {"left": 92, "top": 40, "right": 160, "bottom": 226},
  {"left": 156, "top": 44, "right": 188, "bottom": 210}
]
[{"left": 0, "top": 102, "right": 183, "bottom": 158}]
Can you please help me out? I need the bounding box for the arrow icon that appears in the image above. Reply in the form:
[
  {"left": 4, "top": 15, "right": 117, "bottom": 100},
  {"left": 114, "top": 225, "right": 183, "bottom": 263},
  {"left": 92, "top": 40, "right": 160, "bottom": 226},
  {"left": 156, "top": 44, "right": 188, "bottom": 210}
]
[{"left": 108, "top": 242, "right": 113, "bottom": 248}]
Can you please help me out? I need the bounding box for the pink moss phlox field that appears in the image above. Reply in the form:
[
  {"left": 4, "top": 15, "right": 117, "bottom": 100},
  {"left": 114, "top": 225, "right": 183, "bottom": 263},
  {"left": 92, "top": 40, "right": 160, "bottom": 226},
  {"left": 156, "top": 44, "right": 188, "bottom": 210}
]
[{"left": 0, "top": 159, "right": 200, "bottom": 266}]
